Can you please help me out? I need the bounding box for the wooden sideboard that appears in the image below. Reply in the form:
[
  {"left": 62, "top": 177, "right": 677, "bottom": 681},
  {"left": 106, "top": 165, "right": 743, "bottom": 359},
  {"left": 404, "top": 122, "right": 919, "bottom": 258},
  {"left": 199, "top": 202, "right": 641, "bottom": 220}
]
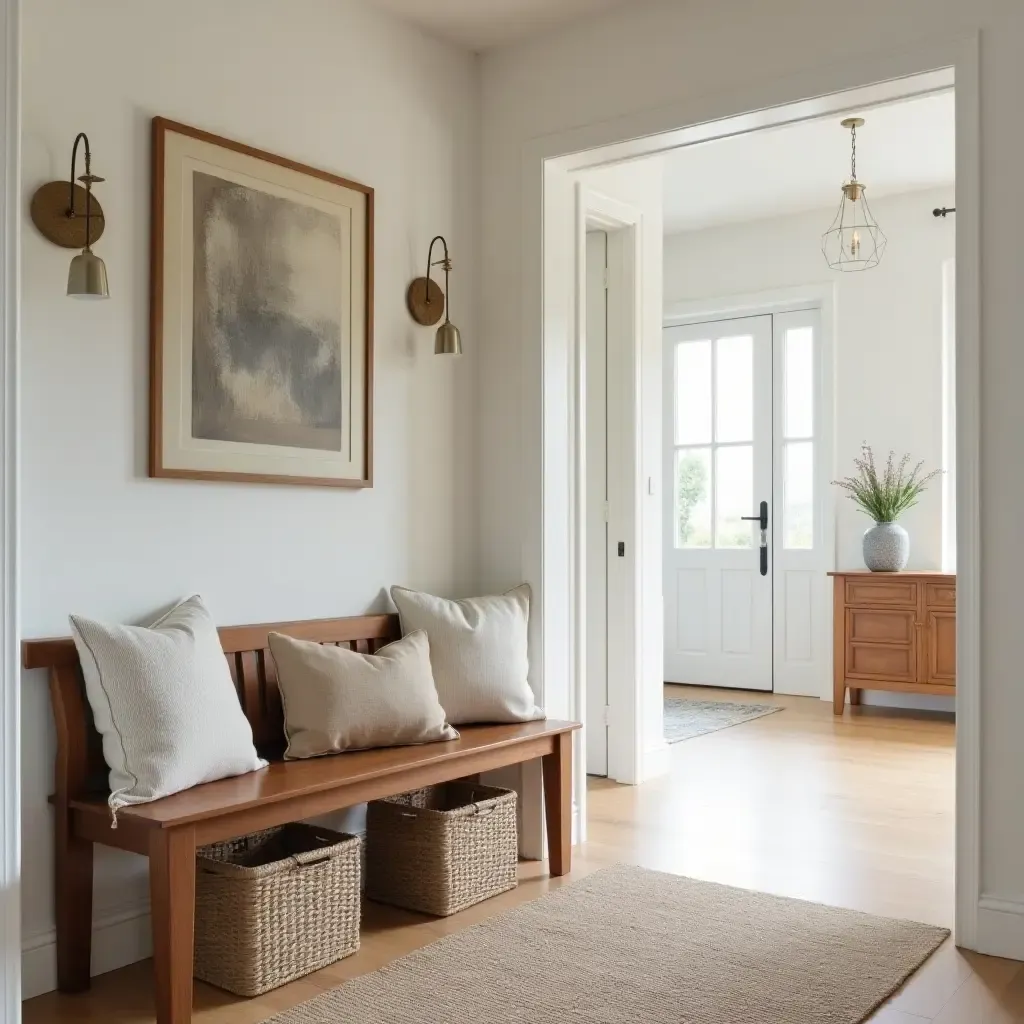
[{"left": 829, "top": 571, "right": 955, "bottom": 714}]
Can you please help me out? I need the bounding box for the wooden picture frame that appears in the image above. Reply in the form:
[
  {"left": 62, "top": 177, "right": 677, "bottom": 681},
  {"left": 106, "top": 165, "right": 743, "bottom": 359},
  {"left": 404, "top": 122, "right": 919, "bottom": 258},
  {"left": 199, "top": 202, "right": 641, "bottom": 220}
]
[{"left": 150, "top": 117, "right": 374, "bottom": 488}]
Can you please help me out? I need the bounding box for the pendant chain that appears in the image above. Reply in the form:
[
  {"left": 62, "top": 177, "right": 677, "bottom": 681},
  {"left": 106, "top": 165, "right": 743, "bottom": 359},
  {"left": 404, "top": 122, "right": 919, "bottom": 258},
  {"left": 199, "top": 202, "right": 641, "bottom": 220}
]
[{"left": 850, "top": 124, "right": 857, "bottom": 181}]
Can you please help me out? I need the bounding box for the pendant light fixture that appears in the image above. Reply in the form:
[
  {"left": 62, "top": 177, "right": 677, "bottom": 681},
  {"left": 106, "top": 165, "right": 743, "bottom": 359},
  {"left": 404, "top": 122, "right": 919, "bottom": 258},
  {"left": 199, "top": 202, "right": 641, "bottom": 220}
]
[{"left": 821, "top": 117, "right": 886, "bottom": 272}]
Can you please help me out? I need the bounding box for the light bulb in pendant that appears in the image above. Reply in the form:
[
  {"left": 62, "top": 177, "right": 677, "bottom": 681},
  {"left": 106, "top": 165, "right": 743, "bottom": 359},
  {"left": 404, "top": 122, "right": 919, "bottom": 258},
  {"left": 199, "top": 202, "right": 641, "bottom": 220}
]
[{"left": 849, "top": 229, "right": 861, "bottom": 258}]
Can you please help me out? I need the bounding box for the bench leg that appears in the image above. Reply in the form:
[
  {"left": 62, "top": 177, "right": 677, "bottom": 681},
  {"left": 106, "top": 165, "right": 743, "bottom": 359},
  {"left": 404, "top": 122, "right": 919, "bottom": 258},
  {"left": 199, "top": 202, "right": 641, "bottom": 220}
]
[
  {"left": 542, "top": 731, "right": 572, "bottom": 877},
  {"left": 150, "top": 827, "right": 196, "bottom": 1024},
  {"left": 54, "top": 810, "right": 93, "bottom": 992}
]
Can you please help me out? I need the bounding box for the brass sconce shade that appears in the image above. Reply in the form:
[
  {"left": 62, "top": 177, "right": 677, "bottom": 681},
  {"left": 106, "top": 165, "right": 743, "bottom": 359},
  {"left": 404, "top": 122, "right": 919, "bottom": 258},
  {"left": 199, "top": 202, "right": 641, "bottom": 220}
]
[
  {"left": 30, "top": 132, "right": 110, "bottom": 298},
  {"left": 406, "top": 235, "right": 462, "bottom": 354},
  {"left": 822, "top": 117, "right": 886, "bottom": 272}
]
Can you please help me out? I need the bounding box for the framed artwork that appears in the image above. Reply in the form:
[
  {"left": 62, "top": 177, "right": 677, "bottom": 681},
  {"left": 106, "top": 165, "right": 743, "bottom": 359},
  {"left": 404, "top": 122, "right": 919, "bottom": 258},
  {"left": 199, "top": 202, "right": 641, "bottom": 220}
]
[{"left": 150, "top": 117, "right": 373, "bottom": 487}]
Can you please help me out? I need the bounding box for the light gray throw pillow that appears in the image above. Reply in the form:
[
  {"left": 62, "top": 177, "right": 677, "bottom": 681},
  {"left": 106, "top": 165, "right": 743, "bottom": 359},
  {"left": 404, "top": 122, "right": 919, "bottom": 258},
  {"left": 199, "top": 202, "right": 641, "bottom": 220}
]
[
  {"left": 390, "top": 585, "right": 545, "bottom": 725},
  {"left": 69, "top": 595, "right": 266, "bottom": 822},
  {"left": 268, "top": 629, "right": 459, "bottom": 759}
]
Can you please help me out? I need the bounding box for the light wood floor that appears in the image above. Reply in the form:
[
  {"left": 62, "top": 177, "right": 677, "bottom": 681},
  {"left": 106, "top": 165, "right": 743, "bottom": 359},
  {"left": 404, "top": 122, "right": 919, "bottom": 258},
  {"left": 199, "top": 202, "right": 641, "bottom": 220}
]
[{"left": 24, "top": 686, "right": 1024, "bottom": 1023}]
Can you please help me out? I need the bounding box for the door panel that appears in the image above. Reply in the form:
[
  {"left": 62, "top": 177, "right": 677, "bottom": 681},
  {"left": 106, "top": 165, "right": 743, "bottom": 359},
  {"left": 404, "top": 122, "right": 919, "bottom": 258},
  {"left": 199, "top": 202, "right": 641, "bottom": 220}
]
[
  {"left": 663, "top": 315, "right": 773, "bottom": 690},
  {"left": 770, "top": 309, "right": 832, "bottom": 696}
]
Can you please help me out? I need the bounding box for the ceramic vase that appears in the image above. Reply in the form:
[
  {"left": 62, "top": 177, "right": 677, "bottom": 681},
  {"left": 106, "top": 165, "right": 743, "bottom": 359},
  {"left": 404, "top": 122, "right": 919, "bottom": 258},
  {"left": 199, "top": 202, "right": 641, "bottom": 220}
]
[{"left": 862, "top": 521, "right": 910, "bottom": 572}]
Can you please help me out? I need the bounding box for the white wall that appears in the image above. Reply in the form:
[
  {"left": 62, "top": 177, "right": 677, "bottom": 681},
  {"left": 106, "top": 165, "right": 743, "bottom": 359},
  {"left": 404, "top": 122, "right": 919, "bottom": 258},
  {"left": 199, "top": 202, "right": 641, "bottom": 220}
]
[
  {"left": 20, "top": 0, "right": 479, "bottom": 996},
  {"left": 664, "top": 186, "right": 956, "bottom": 709},
  {"left": 479, "top": 0, "right": 1024, "bottom": 959}
]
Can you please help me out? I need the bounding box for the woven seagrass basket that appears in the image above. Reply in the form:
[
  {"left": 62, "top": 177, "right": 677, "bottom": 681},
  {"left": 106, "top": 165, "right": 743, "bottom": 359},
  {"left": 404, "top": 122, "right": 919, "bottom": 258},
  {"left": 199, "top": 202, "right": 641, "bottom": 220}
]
[
  {"left": 194, "top": 823, "right": 361, "bottom": 996},
  {"left": 365, "top": 781, "right": 518, "bottom": 916}
]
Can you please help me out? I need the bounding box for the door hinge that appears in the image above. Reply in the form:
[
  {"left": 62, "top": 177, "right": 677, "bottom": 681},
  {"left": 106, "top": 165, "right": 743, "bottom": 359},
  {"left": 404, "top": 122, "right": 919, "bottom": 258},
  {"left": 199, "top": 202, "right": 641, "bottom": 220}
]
[
  {"left": 602, "top": 705, "right": 611, "bottom": 727},
  {"left": 603, "top": 267, "right": 609, "bottom": 290},
  {"left": 603, "top": 500, "right": 610, "bottom": 523}
]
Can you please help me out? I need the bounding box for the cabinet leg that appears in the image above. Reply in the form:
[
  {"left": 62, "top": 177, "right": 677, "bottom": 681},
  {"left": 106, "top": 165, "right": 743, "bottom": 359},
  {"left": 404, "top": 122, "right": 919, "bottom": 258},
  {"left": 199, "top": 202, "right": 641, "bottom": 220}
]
[
  {"left": 833, "top": 679, "right": 846, "bottom": 715},
  {"left": 849, "top": 687, "right": 861, "bottom": 706}
]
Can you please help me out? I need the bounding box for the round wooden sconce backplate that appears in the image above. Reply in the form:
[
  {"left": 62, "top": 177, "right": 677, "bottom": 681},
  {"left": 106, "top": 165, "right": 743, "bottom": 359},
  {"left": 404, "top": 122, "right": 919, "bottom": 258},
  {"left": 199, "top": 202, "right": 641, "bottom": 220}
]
[
  {"left": 406, "top": 276, "right": 444, "bottom": 327},
  {"left": 30, "top": 181, "right": 106, "bottom": 249}
]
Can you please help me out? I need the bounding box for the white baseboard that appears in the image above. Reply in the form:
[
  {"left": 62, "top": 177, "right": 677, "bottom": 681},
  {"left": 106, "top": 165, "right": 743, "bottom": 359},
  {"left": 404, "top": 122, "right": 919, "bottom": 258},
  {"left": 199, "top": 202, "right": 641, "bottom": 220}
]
[
  {"left": 22, "top": 902, "right": 151, "bottom": 1000},
  {"left": 642, "top": 740, "right": 671, "bottom": 782},
  {"left": 976, "top": 896, "right": 1024, "bottom": 962}
]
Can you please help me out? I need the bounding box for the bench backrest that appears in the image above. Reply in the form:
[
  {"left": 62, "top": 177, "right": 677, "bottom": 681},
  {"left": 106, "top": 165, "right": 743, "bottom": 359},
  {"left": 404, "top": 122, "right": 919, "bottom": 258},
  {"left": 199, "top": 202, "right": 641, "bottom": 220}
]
[{"left": 22, "top": 613, "right": 402, "bottom": 798}]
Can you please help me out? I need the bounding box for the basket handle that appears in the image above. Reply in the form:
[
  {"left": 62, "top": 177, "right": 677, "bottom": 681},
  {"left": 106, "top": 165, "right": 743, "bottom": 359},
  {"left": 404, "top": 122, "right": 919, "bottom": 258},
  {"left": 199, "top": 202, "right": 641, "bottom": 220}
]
[
  {"left": 471, "top": 802, "right": 495, "bottom": 817},
  {"left": 291, "top": 854, "right": 332, "bottom": 870}
]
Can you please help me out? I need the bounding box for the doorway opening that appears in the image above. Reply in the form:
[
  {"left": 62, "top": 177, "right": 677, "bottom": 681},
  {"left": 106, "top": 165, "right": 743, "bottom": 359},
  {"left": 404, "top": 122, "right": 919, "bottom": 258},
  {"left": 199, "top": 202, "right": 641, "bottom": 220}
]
[{"left": 567, "top": 66, "right": 969, "bottom": 952}]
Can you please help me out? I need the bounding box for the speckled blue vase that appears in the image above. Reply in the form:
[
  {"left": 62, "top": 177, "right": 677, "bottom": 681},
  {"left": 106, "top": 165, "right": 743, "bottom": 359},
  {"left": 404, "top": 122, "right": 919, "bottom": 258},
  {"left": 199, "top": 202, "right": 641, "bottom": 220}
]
[{"left": 863, "top": 521, "right": 910, "bottom": 572}]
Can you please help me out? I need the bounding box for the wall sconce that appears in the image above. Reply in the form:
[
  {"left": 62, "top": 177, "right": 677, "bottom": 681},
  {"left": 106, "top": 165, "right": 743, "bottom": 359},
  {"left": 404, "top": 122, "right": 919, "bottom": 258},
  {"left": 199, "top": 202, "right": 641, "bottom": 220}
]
[
  {"left": 406, "top": 235, "right": 462, "bottom": 354},
  {"left": 30, "top": 132, "right": 109, "bottom": 299}
]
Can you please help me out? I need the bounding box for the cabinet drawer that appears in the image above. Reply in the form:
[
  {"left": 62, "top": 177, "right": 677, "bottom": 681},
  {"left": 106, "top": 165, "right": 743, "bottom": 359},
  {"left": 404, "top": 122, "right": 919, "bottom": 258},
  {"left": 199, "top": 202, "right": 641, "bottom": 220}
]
[
  {"left": 847, "top": 642, "right": 917, "bottom": 682},
  {"left": 845, "top": 578, "right": 918, "bottom": 608},
  {"left": 925, "top": 583, "right": 956, "bottom": 608},
  {"left": 847, "top": 608, "right": 915, "bottom": 645}
]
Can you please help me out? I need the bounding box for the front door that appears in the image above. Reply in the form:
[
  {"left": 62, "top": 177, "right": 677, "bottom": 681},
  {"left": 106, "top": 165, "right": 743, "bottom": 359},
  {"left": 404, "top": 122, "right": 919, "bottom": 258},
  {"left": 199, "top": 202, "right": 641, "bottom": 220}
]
[{"left": 663, "top": 309, "right": 829, "bottom": 693}]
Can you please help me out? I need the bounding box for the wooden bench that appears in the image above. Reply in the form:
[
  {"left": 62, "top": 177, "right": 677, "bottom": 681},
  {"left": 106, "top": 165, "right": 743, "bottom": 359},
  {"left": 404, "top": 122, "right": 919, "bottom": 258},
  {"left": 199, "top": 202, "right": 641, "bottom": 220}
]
[{"left": 23, "top": 612, "right": 580, "bottom": 1024}]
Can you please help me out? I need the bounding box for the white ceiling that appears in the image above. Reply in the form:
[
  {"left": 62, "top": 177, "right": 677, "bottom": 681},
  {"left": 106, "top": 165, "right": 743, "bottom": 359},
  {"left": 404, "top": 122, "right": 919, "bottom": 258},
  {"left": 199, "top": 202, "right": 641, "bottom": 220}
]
[
  {"left": 369, "top": 0, "right": 628, "bottom": 51},
  {"left": 662, "top": 91, "right": 955, "bottom": 235}
]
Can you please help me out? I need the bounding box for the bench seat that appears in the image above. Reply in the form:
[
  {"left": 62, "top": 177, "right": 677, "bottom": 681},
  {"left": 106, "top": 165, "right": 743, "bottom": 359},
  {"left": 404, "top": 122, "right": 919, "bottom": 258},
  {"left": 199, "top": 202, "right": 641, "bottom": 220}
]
[
  {"left": 69, "top": 719, "right": 575, "bottom": 844},
  {"left": 24, "top": 611, "right": 580, "bottom": 1024}
]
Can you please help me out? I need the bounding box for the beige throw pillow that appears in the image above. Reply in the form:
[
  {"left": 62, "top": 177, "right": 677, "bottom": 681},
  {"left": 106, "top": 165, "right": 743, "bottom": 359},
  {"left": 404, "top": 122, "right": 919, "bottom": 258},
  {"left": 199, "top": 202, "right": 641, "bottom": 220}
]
[
  {"left": 69, "top": 595, "right": 267, "bottom": 820},
  {"left": 268, "top": 629, "right": 459, "bottom": 759},
  {"left": 390, "top": 585, "right": 545, "bottom": 725}
]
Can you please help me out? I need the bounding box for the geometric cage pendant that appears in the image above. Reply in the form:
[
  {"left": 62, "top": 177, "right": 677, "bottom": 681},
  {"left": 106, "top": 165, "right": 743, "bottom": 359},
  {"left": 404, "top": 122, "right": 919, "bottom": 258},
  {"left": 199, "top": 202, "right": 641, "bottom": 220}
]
[{"left": 821, "top": 117, "right": 887, "bottom": 272}]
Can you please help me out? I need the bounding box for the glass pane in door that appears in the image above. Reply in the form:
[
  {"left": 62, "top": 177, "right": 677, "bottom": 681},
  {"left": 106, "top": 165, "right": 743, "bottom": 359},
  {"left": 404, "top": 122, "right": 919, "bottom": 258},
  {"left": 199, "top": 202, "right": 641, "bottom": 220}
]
[
  {"left": 715, "top": 445, "right": 754, "bottom": 548},
  {"left": 784, "top": 327, "right": 814, "bottom": 438},
  {"left": 783, "top": 441, "right": 814, "bottom": 549},
  {"left": 715, "top": 334, "right": 753, "bottom": 442},
  {"left": 675, "top": 447, "right": 712, "bottom": 548},
  {"left": 674, "top": 341, "right": 712, "bottom": 445}
]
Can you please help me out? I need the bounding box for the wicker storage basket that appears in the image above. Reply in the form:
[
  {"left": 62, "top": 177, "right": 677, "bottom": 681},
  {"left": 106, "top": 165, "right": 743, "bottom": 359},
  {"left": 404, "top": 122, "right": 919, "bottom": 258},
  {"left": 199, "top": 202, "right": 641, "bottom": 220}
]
[
  {"left": 194, "top": 823, "right": 361, "bottom": 996},
  {"left": 365, "top": 781, "right": 517, "bottom": 916}
]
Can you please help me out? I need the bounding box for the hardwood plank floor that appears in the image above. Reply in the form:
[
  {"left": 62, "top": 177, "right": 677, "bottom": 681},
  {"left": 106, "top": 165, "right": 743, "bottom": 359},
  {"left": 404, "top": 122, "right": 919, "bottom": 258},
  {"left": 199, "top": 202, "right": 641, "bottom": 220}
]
[{"left": 24, "top": 686, "right": 1021, "bottom": 1023}]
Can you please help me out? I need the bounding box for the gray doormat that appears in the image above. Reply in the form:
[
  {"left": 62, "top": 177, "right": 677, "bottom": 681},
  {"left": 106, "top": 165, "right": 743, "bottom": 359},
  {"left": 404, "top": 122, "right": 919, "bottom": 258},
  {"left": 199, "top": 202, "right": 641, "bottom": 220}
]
[
  {"left": 261, "top": 863, "right": 948, "bottom": 1024},
  {"left": 665, "top": 696, "right": 781, "bottom": 744}
]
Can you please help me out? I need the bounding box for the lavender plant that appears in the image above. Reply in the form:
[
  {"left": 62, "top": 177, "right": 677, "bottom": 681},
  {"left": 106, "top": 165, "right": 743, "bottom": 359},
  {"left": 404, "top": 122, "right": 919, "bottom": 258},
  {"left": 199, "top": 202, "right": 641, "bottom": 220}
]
[{"left": 833, "top": 444, "right": 941, "bottom": 523}]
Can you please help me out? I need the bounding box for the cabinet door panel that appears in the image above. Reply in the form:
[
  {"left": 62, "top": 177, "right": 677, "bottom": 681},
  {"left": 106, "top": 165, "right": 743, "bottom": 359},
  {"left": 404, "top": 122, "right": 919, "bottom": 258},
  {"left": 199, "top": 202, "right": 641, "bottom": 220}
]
[{"left": 927, "top": 611, "right": 956, "bottom": 684}]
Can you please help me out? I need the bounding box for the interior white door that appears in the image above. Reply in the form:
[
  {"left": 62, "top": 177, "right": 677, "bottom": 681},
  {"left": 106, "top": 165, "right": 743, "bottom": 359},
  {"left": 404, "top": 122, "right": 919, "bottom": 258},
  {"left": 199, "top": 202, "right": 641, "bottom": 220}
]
[
  {"left": 585, "top": 231, "right": 609, "bottom": 775},
  {"left": 771, "top": 308, "right": 832, "bottom": 695},
  {"left": 663, "top": 315, "right": 774, "bottom": 690}
]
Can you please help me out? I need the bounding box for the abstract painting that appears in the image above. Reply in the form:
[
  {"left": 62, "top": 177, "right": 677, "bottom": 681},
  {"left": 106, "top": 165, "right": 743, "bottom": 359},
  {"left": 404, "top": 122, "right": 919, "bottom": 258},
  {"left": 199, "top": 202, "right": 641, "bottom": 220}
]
[{"left": 150, "top": 118, "right": 373, "bottom": 487}]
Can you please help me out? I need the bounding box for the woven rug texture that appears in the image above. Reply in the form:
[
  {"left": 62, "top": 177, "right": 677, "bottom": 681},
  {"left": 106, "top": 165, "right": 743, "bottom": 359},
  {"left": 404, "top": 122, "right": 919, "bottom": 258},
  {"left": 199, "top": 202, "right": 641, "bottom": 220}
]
[{"left": 262, "top": 863, "right": 948, "bottom": 1024}]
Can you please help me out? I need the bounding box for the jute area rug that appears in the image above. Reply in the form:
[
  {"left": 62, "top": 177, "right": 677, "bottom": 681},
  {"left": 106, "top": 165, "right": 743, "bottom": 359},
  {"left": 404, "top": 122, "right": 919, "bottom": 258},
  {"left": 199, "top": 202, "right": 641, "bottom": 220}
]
[
  {"left": 263, "top": 864, "right": 948, "bottom": 1024},
  {"left": 664, "top": 696, "right": 781, "bottom": 744}
]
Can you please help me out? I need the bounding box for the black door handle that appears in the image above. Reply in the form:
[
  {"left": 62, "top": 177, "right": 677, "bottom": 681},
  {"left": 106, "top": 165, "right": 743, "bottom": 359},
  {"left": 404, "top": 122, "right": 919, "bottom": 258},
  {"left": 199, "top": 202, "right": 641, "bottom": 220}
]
[{"left": 741, "top": 501, "right": 769, "bottom": 576}]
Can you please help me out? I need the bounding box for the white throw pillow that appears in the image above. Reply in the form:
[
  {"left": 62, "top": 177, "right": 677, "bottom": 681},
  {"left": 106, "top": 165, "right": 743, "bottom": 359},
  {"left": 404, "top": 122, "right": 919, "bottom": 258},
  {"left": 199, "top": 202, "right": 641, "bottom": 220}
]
[
  {"left": 390, "top": 585, "right": 544, "bottom": 725},
  {"left": 269, "top": 629, "right": 459, "bottom": 759},
  {"left": 69, "top": 595, "right": 266, "bottom": 821}
]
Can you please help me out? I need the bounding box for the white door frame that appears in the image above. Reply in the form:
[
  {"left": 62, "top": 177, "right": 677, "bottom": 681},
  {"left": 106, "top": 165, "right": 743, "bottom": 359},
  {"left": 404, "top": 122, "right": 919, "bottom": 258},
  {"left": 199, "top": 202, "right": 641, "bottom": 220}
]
[
  {"left": 528, "top": 42, "right": 980, "bottom": 949},
  {"left": 664, "top": 285, "right": 838, "bottom": 699},
  {"left": 575, "top": 186, "right": 643, "bottom": 828},
  {"left": 0, "top": 0, "right": 21, "bottom": 1018}
]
